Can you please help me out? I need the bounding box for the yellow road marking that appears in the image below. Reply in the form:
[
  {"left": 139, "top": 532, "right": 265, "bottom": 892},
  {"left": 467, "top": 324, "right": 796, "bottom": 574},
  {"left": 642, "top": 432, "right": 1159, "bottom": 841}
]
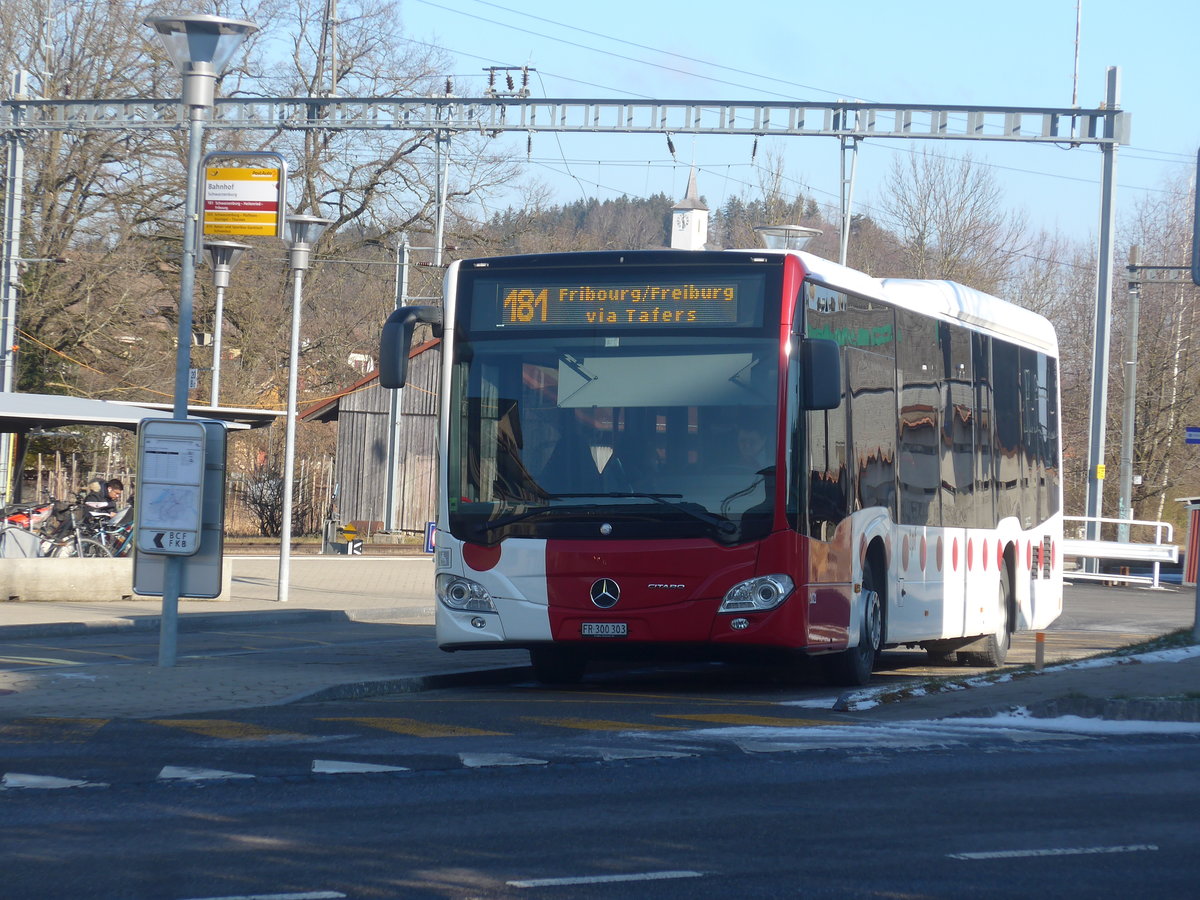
[
  {"left": 320, "top": 716, "right": 509, "bottom": 738},
  {"left": 592, "top": 691, "right": 784, "bottom": 706},
  {"left": 0, "top": 656, "right": 83, "bottom": 666},
  {"left": 208, "top": 631, "right": 336, "bottom": 647},
  {"left": 656, "top": 713, "right": 840, "bottom": 727},
  {"left": 521, "top": 716, "right": 684, "bottom": 732},
  {"left": 0, "top": 717, "right": 109, "bottom": 743},
  {"left": 16, "top": 642, "right": 142, "bottom": 662},
  {"left": 148, "top": 719, "right": 308, "bottom": 741}
]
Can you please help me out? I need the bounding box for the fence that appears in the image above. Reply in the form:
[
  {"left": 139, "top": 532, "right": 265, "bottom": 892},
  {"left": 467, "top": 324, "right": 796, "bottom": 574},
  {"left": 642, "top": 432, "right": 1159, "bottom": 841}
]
[
  {"left": 1062, "top": 515, "right": 1179, "bottom": 588},
  {"left": 18, "top": 453, "right": 335, "bottom": 538}
]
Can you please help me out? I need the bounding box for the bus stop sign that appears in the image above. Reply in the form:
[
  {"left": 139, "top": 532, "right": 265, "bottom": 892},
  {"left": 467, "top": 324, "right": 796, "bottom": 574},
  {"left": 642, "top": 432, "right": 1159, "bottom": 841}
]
[{"left": 135, "top": 420, "right": 206, "bottom": 555}]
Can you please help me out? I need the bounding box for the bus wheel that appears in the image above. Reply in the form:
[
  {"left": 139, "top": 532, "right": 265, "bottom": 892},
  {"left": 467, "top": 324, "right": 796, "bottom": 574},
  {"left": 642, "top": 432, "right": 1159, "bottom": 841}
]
[
  {"left": 922, "top": 637, "right": 970, "bottom": 665},
  {"left": 530, "top": 647, "right": 587, "bottom": 685},
  {"left": 962, "top": 566, "right": 1011, "bottom": 668},
  {"left": 925, "top": 648, "right": 958, "bottom": 666},
  {"left": 825, "top": 566, "right": 882, "bottom": 687}
]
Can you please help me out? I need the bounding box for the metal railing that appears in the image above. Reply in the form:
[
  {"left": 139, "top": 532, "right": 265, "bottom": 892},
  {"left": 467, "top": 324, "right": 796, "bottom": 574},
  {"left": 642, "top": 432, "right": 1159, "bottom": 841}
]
[{"left": 1062, "top": 515, "right": 1178, "bottom": 588}]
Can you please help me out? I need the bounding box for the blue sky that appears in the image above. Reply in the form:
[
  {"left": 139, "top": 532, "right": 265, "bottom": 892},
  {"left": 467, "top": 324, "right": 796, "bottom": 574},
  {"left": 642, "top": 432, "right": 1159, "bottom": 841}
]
[{"left": 395, "top": 0, "right": 1198, "bottom": 249}]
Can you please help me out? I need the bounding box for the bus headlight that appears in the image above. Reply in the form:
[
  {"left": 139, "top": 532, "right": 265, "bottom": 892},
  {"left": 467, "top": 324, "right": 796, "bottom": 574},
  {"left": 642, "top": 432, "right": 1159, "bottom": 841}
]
[
  {"left": 436, "top": 574, "right": 497, "bottom": 612},
  {"left": 719, "top": 574, "right": 794, "bottom": 613}
]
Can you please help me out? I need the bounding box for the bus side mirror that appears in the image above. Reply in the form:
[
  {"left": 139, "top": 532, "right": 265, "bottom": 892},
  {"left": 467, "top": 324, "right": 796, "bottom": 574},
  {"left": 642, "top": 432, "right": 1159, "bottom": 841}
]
[
  {"left": 380, "top": 305, "right": 443, "bottom": 388},
  {"left": 802, "top": 338, "right": 841, "bottom": 410}
]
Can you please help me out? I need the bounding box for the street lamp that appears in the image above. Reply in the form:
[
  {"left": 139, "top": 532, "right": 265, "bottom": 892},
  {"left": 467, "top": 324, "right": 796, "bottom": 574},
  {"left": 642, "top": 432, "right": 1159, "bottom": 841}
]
[
  {"left": 754, "top": 224, "right": 822, "bottom": 251},
  {"left": 145, "top": 13, "right": 258, "bottom": 418},
  {"left": 278, "top": 214, "right": 332, "bottom": 603},
  {"left": 203, "top": 239, "right": 252, "bottom": 407},
  {"left": 145, "top": 13, "right": 257, "bottom": 667}
]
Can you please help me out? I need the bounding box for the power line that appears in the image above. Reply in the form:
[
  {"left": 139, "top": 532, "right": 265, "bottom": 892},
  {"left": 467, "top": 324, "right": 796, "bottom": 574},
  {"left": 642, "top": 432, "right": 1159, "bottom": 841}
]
[
  {"left": 402, "top": 37, "right": 654, "bottom": 99},
  {"left": 419, "top": 0, "right": 845, "bottom": 100},
  {"left": 410, "top": 0, "right": 808, "bottom": 101},
  {"left": 409, "top": 0, "right": 1191, "bottom": 188}
]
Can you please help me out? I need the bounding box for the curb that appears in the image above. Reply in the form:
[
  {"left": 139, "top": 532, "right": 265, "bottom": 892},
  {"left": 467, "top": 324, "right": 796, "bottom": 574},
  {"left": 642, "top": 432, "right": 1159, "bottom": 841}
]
[
  {"left": 934, "top": 696, "right": 1200, "bottom": 723},
  {"left": 285, "top": 665, "right": 535, "bottom": 705},
  {"left": 0, "top": 606, "right": 433, "bottom": 641},
  {"left": 1022, "top": 696, "right": 1200, "bottom": 723}
]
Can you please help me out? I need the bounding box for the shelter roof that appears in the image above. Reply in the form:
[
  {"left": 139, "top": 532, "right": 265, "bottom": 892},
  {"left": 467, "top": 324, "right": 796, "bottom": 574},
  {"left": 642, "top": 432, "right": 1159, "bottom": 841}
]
[
  {"left": 0, "top": 392, "right": 280, "bottom": 433},
  {"left": 301, "top": 337, "right": 441, "bottom": 424}
]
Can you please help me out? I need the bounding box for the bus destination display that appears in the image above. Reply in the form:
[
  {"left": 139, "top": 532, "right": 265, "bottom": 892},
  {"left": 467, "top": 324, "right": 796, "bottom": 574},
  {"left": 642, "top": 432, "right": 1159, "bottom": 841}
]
[{"left": 486, "top": 280, "right": 743, "bottom": 329}]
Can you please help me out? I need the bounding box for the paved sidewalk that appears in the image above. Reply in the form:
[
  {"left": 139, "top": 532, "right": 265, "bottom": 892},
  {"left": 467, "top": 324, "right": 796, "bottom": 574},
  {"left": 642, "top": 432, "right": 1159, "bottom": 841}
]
[
  {"left": 0, "top": 555, "right": 1196, "bottom": 722},
  {"left": 0, "top": 555, "right": 515, "bottom": 719},
  {"left": 0, "top": 555, "right": 438, "bottom": 635}
]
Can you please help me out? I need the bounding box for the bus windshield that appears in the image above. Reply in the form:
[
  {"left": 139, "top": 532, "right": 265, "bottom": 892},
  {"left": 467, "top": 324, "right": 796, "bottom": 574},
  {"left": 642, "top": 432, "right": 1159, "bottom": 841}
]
[{"left": 447, "top": 334, "right": 780, "bottom": 545}]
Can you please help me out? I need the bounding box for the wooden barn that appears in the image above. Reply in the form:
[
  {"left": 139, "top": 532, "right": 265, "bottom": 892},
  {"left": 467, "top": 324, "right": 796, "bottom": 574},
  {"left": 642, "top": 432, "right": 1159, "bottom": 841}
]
[{"left": 301, "top": 339, "right": 441, "bottom": 536}]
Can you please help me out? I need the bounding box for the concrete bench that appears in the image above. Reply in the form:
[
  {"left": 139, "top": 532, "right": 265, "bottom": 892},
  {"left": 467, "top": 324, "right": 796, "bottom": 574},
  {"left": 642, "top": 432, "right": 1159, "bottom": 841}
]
[{"left": 0, "top": 557, "right": 232, "bottom": 603}]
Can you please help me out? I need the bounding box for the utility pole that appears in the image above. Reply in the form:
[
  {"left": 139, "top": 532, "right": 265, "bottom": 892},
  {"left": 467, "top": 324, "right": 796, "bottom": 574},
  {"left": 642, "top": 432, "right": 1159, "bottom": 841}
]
[
  {"left": 1120, "top": 257, "right": 1194, "bottom": 542},
  {"left": 0, "top": 71, "right": 30, "bottom": 504},
  {"left": 836, "top": 102, "right": 860, "bottom": 267},
  {"left": 383, "top": 234, "right": 441, "bottom": 533},
  {"left": 1082, "top": 67, "right": 1122, "bottom": 567},
  {"left": 1118, "top": 246, "right": 1142, "bottom": 543},
  {"left": 383, "top": 233, "right": 408, "bottom": 533}
]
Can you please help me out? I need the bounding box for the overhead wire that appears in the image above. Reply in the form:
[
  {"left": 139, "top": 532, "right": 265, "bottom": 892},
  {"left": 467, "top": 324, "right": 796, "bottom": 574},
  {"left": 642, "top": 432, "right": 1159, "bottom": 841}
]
[{"left": 406, "top": 0, "right": 1192, "bottom": 203}]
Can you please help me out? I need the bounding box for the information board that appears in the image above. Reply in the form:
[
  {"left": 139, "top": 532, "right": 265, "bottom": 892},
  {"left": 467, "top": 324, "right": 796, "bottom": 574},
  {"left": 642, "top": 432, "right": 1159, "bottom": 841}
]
[
  {"left": 202, "top": 166, "right": 284, "bottom": 238},
  {"left": 134, "top": 419, "right": 228, "bottom": 599},
  {"left": 468, "top": 270, "right": 772, "bottom": 333},
  {"left": 136, "top": 420, "right": 206, "bottom": 556}
]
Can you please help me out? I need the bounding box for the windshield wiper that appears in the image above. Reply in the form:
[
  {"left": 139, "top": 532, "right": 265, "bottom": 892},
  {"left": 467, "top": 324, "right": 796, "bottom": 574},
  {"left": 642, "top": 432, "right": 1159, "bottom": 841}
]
[
  {"left": 471, "top": 503, "right": 582, "bottom": 534},
  {"left": 549, "top": 492, "right": 738, "bottom": 536},
  {"left": 473, "top": 492, "right": 738, "bottom": 537}
]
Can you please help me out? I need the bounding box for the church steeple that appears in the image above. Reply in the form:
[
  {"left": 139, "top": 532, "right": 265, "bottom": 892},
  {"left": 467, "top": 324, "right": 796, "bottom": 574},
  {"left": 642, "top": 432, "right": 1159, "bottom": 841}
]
[{"left": 670, "top": 167, "right": 709, "bottom": 250}]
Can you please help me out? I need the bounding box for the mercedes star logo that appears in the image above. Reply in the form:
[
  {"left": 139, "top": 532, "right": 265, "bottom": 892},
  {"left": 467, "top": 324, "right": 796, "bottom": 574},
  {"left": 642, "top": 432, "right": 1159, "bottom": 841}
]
[{"left": 590, "top": 578, "right": 620, "bottom": 609}]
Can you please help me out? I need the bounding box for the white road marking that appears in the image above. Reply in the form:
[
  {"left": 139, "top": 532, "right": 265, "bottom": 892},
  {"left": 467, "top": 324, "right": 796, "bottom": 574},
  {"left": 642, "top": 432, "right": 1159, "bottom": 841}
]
[
  {"left": 459, "top": 752, "right": 548, "bottom": 768},
  {"left": 948, "top": 844, "right": 1158, "bottom": 860},
  {"left": 507, "top": 870, "right": 705, "bottom": 888},
  {"left": 157, "top": 765, "right": 255, "bottom": 782},
  {"left": 178, "top": 892, "right": 346, "bottom": 900},
  {"left": 2, "top": 772, "right": 107, "bottom": 790},
  {"left": 311, "top": 759, "right": 409, "bottom": 774}
]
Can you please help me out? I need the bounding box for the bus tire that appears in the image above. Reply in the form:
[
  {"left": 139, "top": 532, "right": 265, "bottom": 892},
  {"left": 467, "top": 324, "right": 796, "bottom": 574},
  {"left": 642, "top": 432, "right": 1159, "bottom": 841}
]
[
  {"left": 922, "top": 637, "right": 971, "bottom": 665},
  {"left": 962, "top": 565, "right": 1011, "bottom": 668},
  {"left": 925, "top": 649, "right": 959, "bottom": 666},
  {"left": 825, "top": 561, "right": 883, "bottom": 687},
  {"left": 530, "top": 647, "right": 587, "bottom": 685}
]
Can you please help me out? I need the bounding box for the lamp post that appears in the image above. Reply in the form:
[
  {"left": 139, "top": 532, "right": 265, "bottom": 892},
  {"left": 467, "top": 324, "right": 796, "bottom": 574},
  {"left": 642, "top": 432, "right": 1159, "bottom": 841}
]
[
  {"left": 1117, "top": 246, "right": 1142, "bottom": 545},
  {"left": 146, "top": 13, "right": 257, "bottom": 667},
  {"left": 278, "top": 214, "right": 332, "bottom": 603},
  {"left": 203, "top": 240, "right": 252, "bottom": 407}
]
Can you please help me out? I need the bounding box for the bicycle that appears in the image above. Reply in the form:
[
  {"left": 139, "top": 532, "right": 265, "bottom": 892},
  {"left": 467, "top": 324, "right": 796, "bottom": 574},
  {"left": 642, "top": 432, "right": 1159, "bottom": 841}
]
[
  {"left": 41, "top": 500, "right": 112, "bottom": 558},
  {"left": 1, "top": 497, "right": 60, "bottom": 558},
  {"left": 83, "top": 506, "right": 134, "bottom": 557}
]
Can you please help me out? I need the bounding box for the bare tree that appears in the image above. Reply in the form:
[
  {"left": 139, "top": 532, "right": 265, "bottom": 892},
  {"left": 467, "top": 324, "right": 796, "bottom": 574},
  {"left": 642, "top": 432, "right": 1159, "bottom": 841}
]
[{"left": 879, "top": 149, "right": 1028, "bottom": 294}]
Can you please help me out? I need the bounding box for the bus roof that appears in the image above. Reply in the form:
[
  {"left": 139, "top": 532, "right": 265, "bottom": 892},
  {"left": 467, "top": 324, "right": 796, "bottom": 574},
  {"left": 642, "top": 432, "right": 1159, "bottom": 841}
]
[{"left": 747, "top": 249, "right": 1059, "bottom": 357}]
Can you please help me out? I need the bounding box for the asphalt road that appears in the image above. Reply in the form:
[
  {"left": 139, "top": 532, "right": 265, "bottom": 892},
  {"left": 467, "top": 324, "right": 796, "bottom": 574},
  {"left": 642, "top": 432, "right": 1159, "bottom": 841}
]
[
  {"left": 0, "top": 578, "right": 1194, "bottom": 790},
  {"left": 2, "top": 730, "right": 1197, "bottom": 899},
  {"left": 1, "top": 581, "right": 1196, "bottom": 898}
]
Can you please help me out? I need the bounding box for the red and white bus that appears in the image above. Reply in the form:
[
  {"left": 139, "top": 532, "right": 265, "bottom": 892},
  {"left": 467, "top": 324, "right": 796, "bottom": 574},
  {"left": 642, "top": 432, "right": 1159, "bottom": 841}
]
[{"left": 380, "top": 247, "right": 1062, "bottom": 685}]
